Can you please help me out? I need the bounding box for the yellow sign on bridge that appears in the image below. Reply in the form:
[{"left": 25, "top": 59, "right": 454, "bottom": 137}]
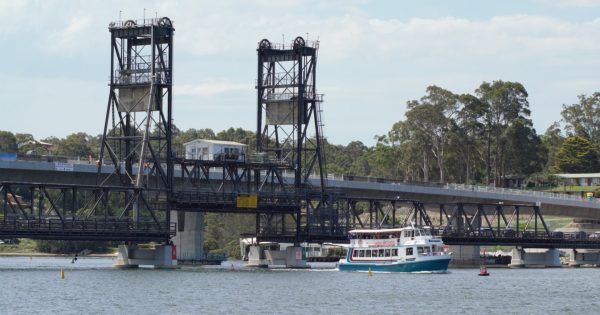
[{"left": 236, "top": 195, "right": 258, "bottom": 208}]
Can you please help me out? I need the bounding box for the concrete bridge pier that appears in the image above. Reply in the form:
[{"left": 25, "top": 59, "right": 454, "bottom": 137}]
[
  {"left": 448, "top": 245, "right": 480, "bottom": 266},
  {"left": 247, "top": 245, "right": 268, "bottom": 267},
  {"left": 114, "top": 244, "right": 177, "bottom": 269},
  {"left": 509, "top": 248, "right": 560, "bottom": 268},
  {"left": 285, "top": 246, "right": 308, "bottom": 268},
  {"left": 247, "top": 245, "right": 308, "bottom": 268},
  {"left": 171, "top": 211, "right": 204, "bottom": 261},
  {"left": 568, "top": 249, "right": 600, "bottom": 267}
]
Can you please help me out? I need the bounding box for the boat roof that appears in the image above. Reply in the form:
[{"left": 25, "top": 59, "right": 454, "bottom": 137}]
[{"left": 349, "top": 226, "right": 430, "bottom": 234}]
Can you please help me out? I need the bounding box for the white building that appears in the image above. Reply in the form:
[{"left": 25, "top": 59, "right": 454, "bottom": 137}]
[
  {"left": 554, "top": 173, "right": 600, "bottom": 186},
  {"left": 183, "top": 139, "right": 247, "bottom": 161}
]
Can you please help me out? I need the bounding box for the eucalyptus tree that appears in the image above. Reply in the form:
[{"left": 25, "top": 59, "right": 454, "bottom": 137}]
[
  {"left": 476, "top": 81, "right": 531, "bottom": 186},
  {"left": 404, "top": 86, "right": 458, "bottom": 183},
  {"left": 561, "top": 93, "right": 600, "bottom": 148},
  {"left": 453, "top": 94, "right": 486, "bottom": 184},
  {"left": 541, "top": 122, "right": 564, "bottom": 173}
]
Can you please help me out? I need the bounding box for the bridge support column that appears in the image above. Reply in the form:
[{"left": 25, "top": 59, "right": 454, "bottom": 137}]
[
  {"left": 114, "top": 244, "right": 177, "bottom": 269},
  {"left": 171, "top": 211, "right": 204, "bottom": 261},
  {"left": 246, "top": 246, "right": 308, "bottom": 268},
  {"left": 285, "top": 246, "right": 308, "bottom": 268},
  {"left": 568, "top": 249, "right": 600, "bottom": 267},
  {"left": 448, "top": 245, "right": 479, "bottom": 266},
  {"left": 509, "top": 248, "right": 560, "bottom": 268},
  {"left": 247, "top": 245, "right": 268, "bottom": 267}
]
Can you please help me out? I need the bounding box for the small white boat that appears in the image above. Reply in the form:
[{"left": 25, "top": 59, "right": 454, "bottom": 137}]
[{"left": 338, "top": 226, "right": 451, "bottom": 273}]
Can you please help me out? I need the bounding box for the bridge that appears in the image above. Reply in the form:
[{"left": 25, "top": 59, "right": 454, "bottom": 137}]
[
  {"left": 2, "top": 158, "right": 599, "bottom": 216},
  {"left": 2, "top": 16, "right": 600, "bottom": 268}
]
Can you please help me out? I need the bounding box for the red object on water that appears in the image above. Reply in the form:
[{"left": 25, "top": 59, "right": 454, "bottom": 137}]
[{"left": 479, "top": 266, "right": 489, "bottom": 276}]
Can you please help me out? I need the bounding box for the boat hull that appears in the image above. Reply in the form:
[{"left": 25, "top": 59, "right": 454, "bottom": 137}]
[{"left": 338, "top": 257, "right": 451, "bottom": 273}]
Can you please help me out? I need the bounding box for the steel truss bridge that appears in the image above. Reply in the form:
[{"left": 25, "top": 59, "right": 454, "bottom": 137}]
[
  {"left": 0, "top": 182, "right": 173, "bottom": 241},
  {"left": 3, "top": 177, "right": 600, "bottom": 248}
]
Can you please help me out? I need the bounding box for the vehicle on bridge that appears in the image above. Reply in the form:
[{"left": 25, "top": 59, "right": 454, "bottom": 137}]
[{"left": 338, "top": 226, "right": 451, "bottom": 273}]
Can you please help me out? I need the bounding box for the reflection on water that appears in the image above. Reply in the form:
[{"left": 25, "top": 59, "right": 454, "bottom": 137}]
[{"left": 0, "top": 256, "right": 599, "bottom": 314}]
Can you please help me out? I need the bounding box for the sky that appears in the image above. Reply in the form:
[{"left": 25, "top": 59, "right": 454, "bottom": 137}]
[{"left": 2, "top": 0, "right": 600, "bottom": 146}]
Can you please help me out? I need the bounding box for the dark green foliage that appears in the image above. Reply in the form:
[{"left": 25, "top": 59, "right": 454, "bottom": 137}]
[
  {"left": 203, "top": 213, "right": 254, "bottom": 258},
  {"left": 0, "top": 131, "right": 18, "bottom": 152},
  {"left": 554, "top": 136, "right": 600, "bottom": 173},
  {"left": 561, "top": 93, "right": 600, "bottom": 148}
]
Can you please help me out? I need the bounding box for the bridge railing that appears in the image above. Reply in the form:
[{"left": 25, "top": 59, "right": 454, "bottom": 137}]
[{"left": 444, "top": 183, "right": 599, "bottom": 204}]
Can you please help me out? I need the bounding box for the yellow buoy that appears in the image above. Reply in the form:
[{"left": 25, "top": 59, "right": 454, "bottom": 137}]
[
  {"left": 60, "top": 268, "right": 65, "bottom": 280},
  {"left": 368, "top": 267, "right": 372, "bottom": 277}
]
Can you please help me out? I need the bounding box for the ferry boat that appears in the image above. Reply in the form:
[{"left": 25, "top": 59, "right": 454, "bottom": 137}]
[{"left": 338, "top": 226, "right": 451, "bottom": 272}]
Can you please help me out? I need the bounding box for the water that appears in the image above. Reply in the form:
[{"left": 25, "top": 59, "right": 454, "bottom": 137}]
[{"left": 1, "top": 256, "right": 599, "bottom": 314}]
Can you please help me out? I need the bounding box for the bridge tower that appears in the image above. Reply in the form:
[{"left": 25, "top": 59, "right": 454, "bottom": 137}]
[
  {"left": 97, "top": 17, "right": 174, "bottom": 222},
  {"left": 256, "top": 37, "right": 341, "bottom": 244},
  {"left": 256, "top": 37, "right": 326, "bottom": 191}
]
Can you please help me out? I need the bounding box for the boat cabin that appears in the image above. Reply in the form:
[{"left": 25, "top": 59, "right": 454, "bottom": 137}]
[{"left": 346, "top": 227, "right": 445, "bottom": 261}]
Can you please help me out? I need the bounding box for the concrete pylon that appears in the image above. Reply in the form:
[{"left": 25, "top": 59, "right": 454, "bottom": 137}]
[
  {"left": 568, "top": 249, "right": 600, "bottom": 267},
  {"left": 448, "top": 245, "right": 480, "bottom": 266},
  {"left": 285, "top": 246, "right": 308, "bottom": 268},
  {"left": 509, "top": 248, "right": 560, "bottom": 268},
  {"left": 114, "top": 244, "right": 177, "bottom": 269},
  {"left": 171, "top": 211, "right": 204, "bottom": 261}
]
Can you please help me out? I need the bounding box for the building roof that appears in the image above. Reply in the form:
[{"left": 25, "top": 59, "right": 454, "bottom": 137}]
[
  {"left": 183, "top": 139, "right": 247, "bottom": 147},
  {"left": 554, "top": 173, "right": 600, "bottom": 179}
]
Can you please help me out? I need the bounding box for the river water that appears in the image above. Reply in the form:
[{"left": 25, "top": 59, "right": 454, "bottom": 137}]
[{"left": 0, "top": 256, "right": 599, "bottom": 314}]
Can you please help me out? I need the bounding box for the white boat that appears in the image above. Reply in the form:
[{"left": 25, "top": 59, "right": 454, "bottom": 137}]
[{"left": 338, "top": 226, "right": 451, "bottom": 272}]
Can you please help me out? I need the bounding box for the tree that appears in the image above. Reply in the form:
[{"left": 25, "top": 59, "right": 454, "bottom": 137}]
[
  {"left": 541, "top": 122, "right": 564, "bottom": 173},
  {"left": 554, "top": 136, "right": 600, "bottom": 173},
  {"left": 59, "top": 132, "right": 94, "bottom": 158},
  {"left": 477, "top": 81, "right": 531, "bottom": 186},
  {"left": 561, "top": 93, "right": 600, "bottom": 148},
  {"left": 0, "top": 131, "right": 17, "bottom": 152},
  {"left": 453, "top": 94, "right": 486, "bottom": 184},
  {"left": 503, "top": 117, "right": 546, "bottom": 175},
  {"left": 403, "top": 86, "right": 458, "bottom": 182}
]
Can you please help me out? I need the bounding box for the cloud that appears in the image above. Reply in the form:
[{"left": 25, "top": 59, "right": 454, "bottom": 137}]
[
  {"left": 537, "top": 0, "right": 600, "bottom": 7},
  {"left": 41, "top": 15, "right": 94, "bottom": 53}
]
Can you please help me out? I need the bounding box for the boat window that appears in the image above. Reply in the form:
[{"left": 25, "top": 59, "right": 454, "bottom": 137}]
[
  {"left": 392, "top": 248, "right": 398, "bottom": 256},
  {"left": 406, "top": 247, "right": 413, "bottom": 255},
  {"left": 359, "top": 250, "right": 364, "bottom": 257},
  {"left": 417, "top": 246, "right": 424, "bottom": 254},
  {"left": 352, "top": 250, "right": 358, "bottom": 258},
  {"left": 384, "top": 249, "right": 391, "bottom": 257},
  {"left": 372, "top": 250, "right": 378, "bottom": 257},
  {"left": 366, "top": 250, "right": 372, "bottom": 257},
  {"left": 379, "top": 249, "right": 385, "bottom": 257}
]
